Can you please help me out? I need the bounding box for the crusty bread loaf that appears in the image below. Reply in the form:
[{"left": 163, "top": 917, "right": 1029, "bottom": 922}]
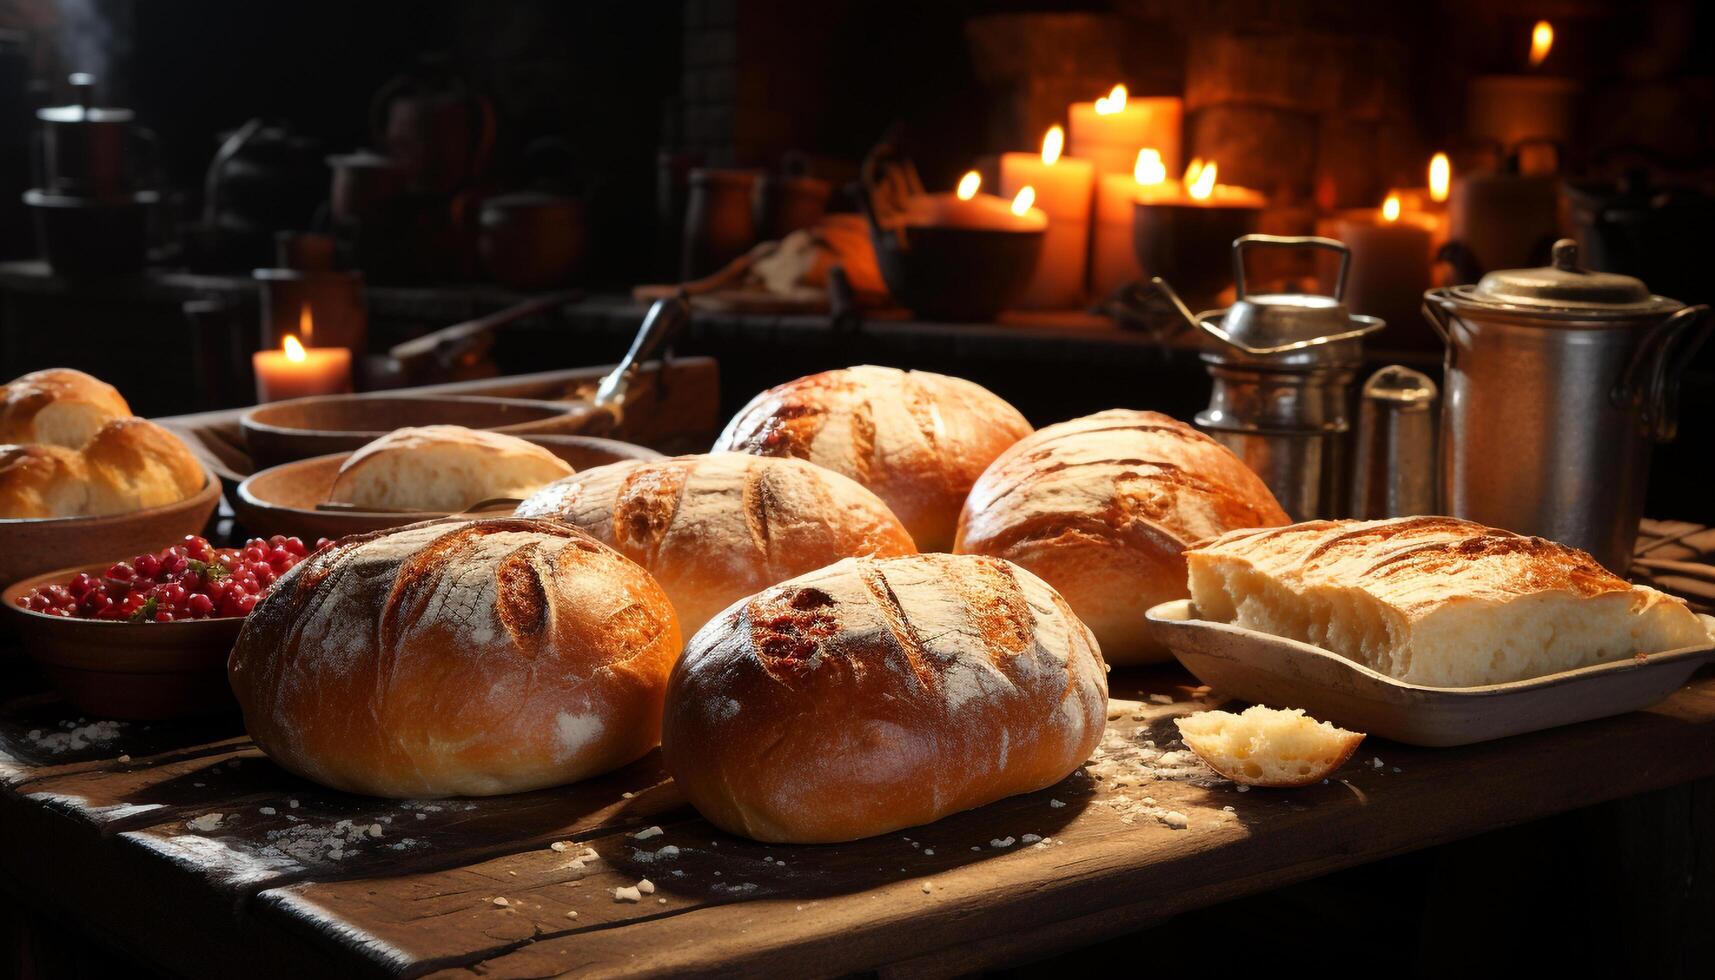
[
  {"left": 712, "top": 366, "right": 1033, "bottom": 551},
  {"left": 0, "top": 417, "right": 205, "bottom": 519},
  {"left": 327, "top": 425, "right": 574, "bottom": 513},
  {"left": 662, "top": 553, "right": 1107, "bottom": 843},
  {"left": 1175, "top": 706, "right": 1365, "bottom": 787},
  {"left": 957, "top": 409, "right": 1289, "bottom": 665},
  {"left": 228, "top": 518, "right": 682, "bottom": 797},
  {"left": 1187, "top": 517, "right": 1710, "bottom": 687},
  {"left": 0, "top": 368, "right": 131, "bottom": 449},
  {"left": 514, "top": 453, "right": 916, "bottom": 637}
]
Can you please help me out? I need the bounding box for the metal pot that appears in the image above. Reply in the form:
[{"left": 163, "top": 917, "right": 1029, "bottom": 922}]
[
  {"left": 34, "top": 73, "right": 152, "bottom": 198},
  {"left": 1423, "top": 239, "right": 1711, "bottom": 573},
  {"left": 479, "top": 190, "right": 588, "bottom": 290}
]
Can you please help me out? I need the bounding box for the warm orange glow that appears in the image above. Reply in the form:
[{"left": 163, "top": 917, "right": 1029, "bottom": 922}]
[
  {"left": 1183, "top": 157, "right": 1204, "bottom": 186},
  {"left": 1529, "top": 20, "right": 1553, "bottom": 68},
  {"left": 1429, "top": 152, "right": 1451, "bottom": 203},
  {"left": 1382, "top": 193, "right": 1402, "bottom": 222},
  {"left": 1188, "top": 161, "right": 1217, "bottom": 200},
  {"left": 956, "top": 170, "right": 981, "bottom": 201},
  {"left": 1134, "top": 148, "right": 1167, "bottom": 185},
  {"left": 1041, "top": 125, "right": 1064, "bottom": 165},
  {"left": 1094, "top": 83, "right": 1127, "bottom": 115},
  {"left": 283, "top": 334, "right": 306, "bottom": 363},
  {"left": 1010, "top": 186, "right": 1036, "bottom": 216},
  {"left": 298, "top": 304, "right": 314, "bottom": 344}
]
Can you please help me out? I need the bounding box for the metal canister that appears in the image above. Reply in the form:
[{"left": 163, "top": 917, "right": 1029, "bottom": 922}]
[
  {"left": 1349, "top": 365, "right": 1438, "bottom": 519},
  {"left": 1162, "top": 235, "right": 1384, "bottom": 520},
  {"left": 1423, "top": 239, "right": 1711, "bottom": 573}
]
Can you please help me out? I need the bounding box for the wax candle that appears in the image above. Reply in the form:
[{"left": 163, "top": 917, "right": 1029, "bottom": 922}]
[
  {"left": 253, "top": 334, "right": 353, "bottom": 403},
  {"left": 1466, "top": 21, "right": 1577, "bottom": 174},
  {"left": 1327, "top": 194, "right": 1437, "bottom": 347},
  {"left": 1447, "top": 172, "right": 1559, "bottom": 274},
  {"left": 1089, "top": 149, "right": 1164, "bottom": 297},
  {"left": 1068, "top": 85, "right": 1182, "bottom": 177},
  {"left": 898, "top": 171, "right": 1047, "bottom": 231},
  {"left": 1000, "top": 126, "right": 1094, "bottom": 308},
  {"left": 1131, "top": 159, "right": 1266, "bottom": 309}
]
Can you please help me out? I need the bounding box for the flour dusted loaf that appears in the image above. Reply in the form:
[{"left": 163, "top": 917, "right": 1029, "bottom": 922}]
[
  {"left": 0, "top": 417, "right": 205, "bottom": 519},
  {"left": 327, "top": 425, "right": 574, "bottom": 513},
  {"left": 662, "top": 553, "right": 1107, "bottom": 843},
  {"left": 957, "top": 409, "right": 1289, "bottom": 664},
  {"left": 1187, "top": 517, "right": 1710, "bottom": 687},
  {"left": 1175, "top": 706, "right": 1364, "bottom": 788},
  {"left": 514, "top": 453, "right": 915, "bottom": 637},
  {"left": 712, "top": 366, "right": 1033, "bottom": 551},
  {"left": 228, "top": 518, "right": 681, "bottom": 797},
  {"left": 0, "top": 368, "right": 131, "bottom": 449}
]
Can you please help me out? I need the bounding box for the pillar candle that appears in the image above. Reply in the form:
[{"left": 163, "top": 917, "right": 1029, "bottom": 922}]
[
  {"left": 1067, "top": 85, "right": 1182, "bottom": 177},
  {"left": 1091, "top": 172, "right": 1143, "bottom": 298},
  {"left": 999, "top": 126, "right": 1094, "bottom": 308},
  {"left": 253, "top": 335, "right": 353, "bottom": 403},
  {"left": 1323, "top": 196, "right": 1436, "bottom": 346}
]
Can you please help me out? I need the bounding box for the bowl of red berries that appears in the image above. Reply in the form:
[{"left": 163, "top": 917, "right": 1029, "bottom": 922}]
[{"left": 2, "top": 533, "right": 329, "bottom": 720}]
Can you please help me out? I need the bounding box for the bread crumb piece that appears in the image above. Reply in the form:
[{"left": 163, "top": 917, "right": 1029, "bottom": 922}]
[
  {"left": 634, "top": 826, "right": 663, "bottom": 840},
  {"left": 565, "top": 910, "right": 578, "bottom": 919},
  {"left": 921, "top": 881, "right": 933, "bottom": 894},
  {"left": 924, "top": 848, "right": 935, "bottom": 855},
  {"left": 622, "top": 791, "right": 635, "bottom": 799},
  {"left": 259, "top": 807, "right": 277, "bottom": 816},
  {"left": 1223, "top": 805, "right": 1235, "bottom": 812},
  {"left": 1049, "top": 799, "right": 1065, "bottom": 809},
  {"left": 1021, "top": 834, "right": 1041, "bottom": 844},
  {"left": 637, "top": 878, "right": 656, "bottom": 894},
  {"left": 288, "top": 799, "right": 300, "bottom": 808},
  {"left": 550, "top": 841, "right": 572, "bottom": 852},
  {"left": 368, "top": 823, "right": 383, "bottom": 837},
  {"left": 989, "top": 836, "right": 1016, "bottom": 848},
  {"left": 613, "top": 886, "right": 642, "bottom": 903},
  {"left": 116, "top": 754, "right": 131, "bottom": 763},
  {"left": 1149, "top": 693, "right": 1174, "bottom": 704},
  {"left": 187, "top": 813, "right": 224, "bottom": 832},
  {"left": 658, "top": 898, "right": 668, "bottom": 904},
  {"left": 1372, "top": 757, "right": 1384, "bottom": 769},
  {"left": 1162, "top": 811, "right": 1189, "bottom": 829},
  {"left": 492, "top": 897, "right": 510, "bottom": 908},
  {"left": 1237, "top": 785, "right": 1250, "bottom": 793}
]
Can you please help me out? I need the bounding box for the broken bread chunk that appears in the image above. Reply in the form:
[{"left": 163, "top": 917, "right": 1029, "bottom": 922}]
[{"left": 1176, "top": 706, "right": 1364, "bottom": 787}]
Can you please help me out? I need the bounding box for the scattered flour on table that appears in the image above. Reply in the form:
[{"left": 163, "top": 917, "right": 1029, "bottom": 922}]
[
  {"left": 26, "top": 719, "right": 125, "bottom": 753},
  {"left": 255, "top": 817, "right": 422, "bottom": 863},
  {"left": 1081, "top": 725, "right": 1228, "bottom": 830},
  {"left": 186, "top": 813, "right": 224, "bottom": 832}
]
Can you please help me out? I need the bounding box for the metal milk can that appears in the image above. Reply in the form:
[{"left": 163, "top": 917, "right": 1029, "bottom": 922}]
[
  {"left": 1423, "top": 239, "right": 1711, "bottom": 573},
  {"left": 1162, "top": 235, "right": 1384, "bottom": 520}
]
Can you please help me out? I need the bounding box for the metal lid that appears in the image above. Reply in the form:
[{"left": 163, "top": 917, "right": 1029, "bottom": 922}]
[
  {"left": 1361, "top": 364, "right": 1437, "bottom": 409},
  {"left": 1459, "top": 239, "right": 1680, "bottom": 315},
  {"left": 36, "top": 73, "right": 133, "bottom": 124},
  {"left": 1218, "top": 293, "right": 1363, "bottom": 353}
]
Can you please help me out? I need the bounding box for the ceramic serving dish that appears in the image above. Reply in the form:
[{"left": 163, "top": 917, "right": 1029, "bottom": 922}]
[
  {"left": 2, "top": 563, "right": 243, "bottom": 720},
  {"left": 241, "top": 394, "right": 599, "bottom": 470},
  {"left": 1145, "top": 599, "right": 1715, "bottom": 747},
  {"left": 232, "top": 434, "right": 663, "bottom": 541}
]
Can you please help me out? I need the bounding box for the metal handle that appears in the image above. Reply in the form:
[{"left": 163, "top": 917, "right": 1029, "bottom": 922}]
[
  {"left": 593, "top": 293, "right": 691, "bottom": 416},
  {"left": 1156, "top": 274, "right": 1382, "bottom": 355},
  {"left": 1420, "top": 296, "right": 1454, "bottom": 344},
  {"left": 1616, "top": 304, "right": 1712, "bottom": 442},
  {"left": 1233, "top": 234, "right": 1351, "bottom": 302}
]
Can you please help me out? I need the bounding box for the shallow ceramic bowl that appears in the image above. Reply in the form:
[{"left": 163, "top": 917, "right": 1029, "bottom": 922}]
[
  {"left": 241, "top": 394, "right": 599, "bottom": 470},
  {"left": 232, "top": 434, "right": 663, "bottom": 541},
  {"left": 2, "top": 562, "right": 244, "bottom": 720},
  {"left": 1145, "top": 599, "right": 1715, "bottom": 747}
]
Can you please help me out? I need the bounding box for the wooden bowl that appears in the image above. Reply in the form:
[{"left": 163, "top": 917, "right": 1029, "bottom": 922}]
[
  {"left": 871, "top": 224, "right": 1044, "bottom": 321},
  {"left": 232, "top": 434, "right": 663, "bottom": 541},
  {"left": 241, "top": 394, "right": 597, "bottom": 470},
  {"left": 0, "top": 469, "right": 222, "bottom": 594},
  {"left": 2, "top": 563, "right": 244, "bottom": 720}
]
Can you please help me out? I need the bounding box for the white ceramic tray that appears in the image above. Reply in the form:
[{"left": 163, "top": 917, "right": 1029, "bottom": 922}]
[{"left": 1145, "top": 599, "right": 1715, "bottom": 747}]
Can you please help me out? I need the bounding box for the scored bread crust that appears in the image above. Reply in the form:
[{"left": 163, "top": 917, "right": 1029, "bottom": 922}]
[
  {"left": 661, "top": 552, "right": 1108, "bottom": 844},
  {"left": 227, "top": 517, "right": 682, "bottom": 798},
  {"left": 327, "top": 425, "right": 575, "bottom": 512},
  {"left": 0, "top": 417, "right": 205, "bottom": 518},
  {"left": 0, "top": 367, "right": 132, "bottom": 449},
  {"left": 956, "top": 409, "right": 1290, "bottom": 664},
  {"left": 712, "top": 365, "right": 1033, "bottom": 551},
  {"left": 1175, "top": 706, "right": 1365, "bottom": 788},
  {"left": 513, "top": 453, "right": 916, "bottom": 637},
  {"left": 1187, "top": 516, "right": 1711, "bottom": 687}
]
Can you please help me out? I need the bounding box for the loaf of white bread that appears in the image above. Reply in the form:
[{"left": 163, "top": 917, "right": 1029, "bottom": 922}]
[
  {"left": 0, "top": 417, "right": 205, "bottom": 519},
  {"left": 958, "top": 409, "right": 1290, "bottom": 664},
  {"left": 228, "top": 518, "right": 682, "bottom": 797},
  {"left": 1187, "top": 516, "right": 1710, "bottom": 687},
  {"left": 0, "top": 368, "right": 131, "bottom": 449},
  {"left": 514, "top": 453, "right": 916, "bottom": 637},
  {"left": 327, "top": 425, "right": 575, "bottom": 513},
  {"left": 713, "top": 366, "right": 1033, "bottom": 551},
  {"left": 663, "top": 553, "right": 1107, "bottom": 843}
]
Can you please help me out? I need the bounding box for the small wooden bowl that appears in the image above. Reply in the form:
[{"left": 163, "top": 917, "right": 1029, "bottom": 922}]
[
  {"left": 232, "top": 434, "right": 662, "bottom": 541},
  {"left": 0, "top": 469, "right": 222, "bottom": 594},
  {"left": 871, "top": 224, "right": 1044, "bottom": 321},
  {"left": 241, "top": 394, "right": 597, "bottom": 470},
  {"left": 2, "top": 563, "right": 244, "bottom": 720}
]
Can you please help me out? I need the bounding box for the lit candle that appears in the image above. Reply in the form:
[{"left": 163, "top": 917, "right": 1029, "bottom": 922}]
[
  {"left": 1131, "top": 158, "right": 1266, "bottom": 309},
  {"left": 999, "top": 126, "right": 1094, "bottom": 308},
  {"left": 1325, "top": 193, "right": 1437, "bottom": 347},
  {"left": 1466, "top": 20, "right": 1576, "bottom": 174},
  {"left": 1068, "top": 84, "right": 1182, "bottom": 178},
  {"left": 899, "top": 171, "right": 1047, "bottom": 231},
  {"left": 1090, "top": 148, "right": 1165, "bottom": 297},
  {"left": 253, "top": 333, "right": 353, "bottom": 403}
]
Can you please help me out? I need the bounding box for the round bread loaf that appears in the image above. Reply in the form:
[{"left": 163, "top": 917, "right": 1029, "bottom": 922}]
[
  {"left": 662, "top": 553, "right": 1107, "bottom": 843},
  {"left": 228, "top": 518, "right": 682, "bottom": 797},
  {"left": 712, "top": 366, "right": 1033, "bottom": 551},
  {"left": 0, "top": 368, "right": 132, "bottom": 449},
  {"left": 0, "top": 417, "right": 205, "bottom": 519},
  {"left": 515, "top": 453, "right": 916, "bottom": 637},
  {"left": 327, "top": 425, "right": 575, "bottom": 513},
  {"left": 956, "top": 409, "right": 1289, "bottom": 664}
]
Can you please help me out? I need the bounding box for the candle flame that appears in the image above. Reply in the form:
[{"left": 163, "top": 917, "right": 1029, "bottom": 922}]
[
  {"left": 1041, "top": 125, "right": 1064, "bottom": 165},
  {"left": 298, "top": 304, "right": 314, "bottom": 344},
  {"left": 956, "top": 170, "right": 981, "bottom": 201},
  {"left": 1382, "top": 193, "right": 1402, "bottom": 222},
  {"left": 1186, "top": 159, "right": 1216, "bottom": 200},
  {"left": 283, "top": 334, "right": 306, "bottom": 363},
  {"left": 1428, "top": 152, "right": 1451, "bottom": 203},
  {"left": 1094, "top": 83, "right": 1127, "bottom": 115},
  {"left": 1010, "top": 186, "right": 1036, "bottom": 216},
  {"left": 1529, "top": 20, "right": 1553, "bottom": 68},
  {"left": 1134, "top": 148, "right": 1167, "bottom": 185}
]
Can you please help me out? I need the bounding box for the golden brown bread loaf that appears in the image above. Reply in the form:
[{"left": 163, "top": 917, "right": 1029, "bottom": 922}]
[
  {"left": 956, "top": 409, "right": 1289, "bottom": 664},
  {"left": 1187, "top": 516, "right": 1711, "bottom": 687},
  {"left": 662, "top": 553, "right": 1107, "bottom": 843},
  {"left": 712, "top": 366, "right": 1033, "bottom": 551},
  {"left": 0, "top": 417, "right": 206, "bottom": 519},
  {"left": 0, "top": 368, "right": 131, "bottom": 449},
  {"left": 327, "top": 425, "right": 575, "bottom": 512},
  {"left": 228, "top": 518, "right": 682, "bottom": 797},
  {"left": 514, "top": 453, "right": 916, "bottom": 637}
]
